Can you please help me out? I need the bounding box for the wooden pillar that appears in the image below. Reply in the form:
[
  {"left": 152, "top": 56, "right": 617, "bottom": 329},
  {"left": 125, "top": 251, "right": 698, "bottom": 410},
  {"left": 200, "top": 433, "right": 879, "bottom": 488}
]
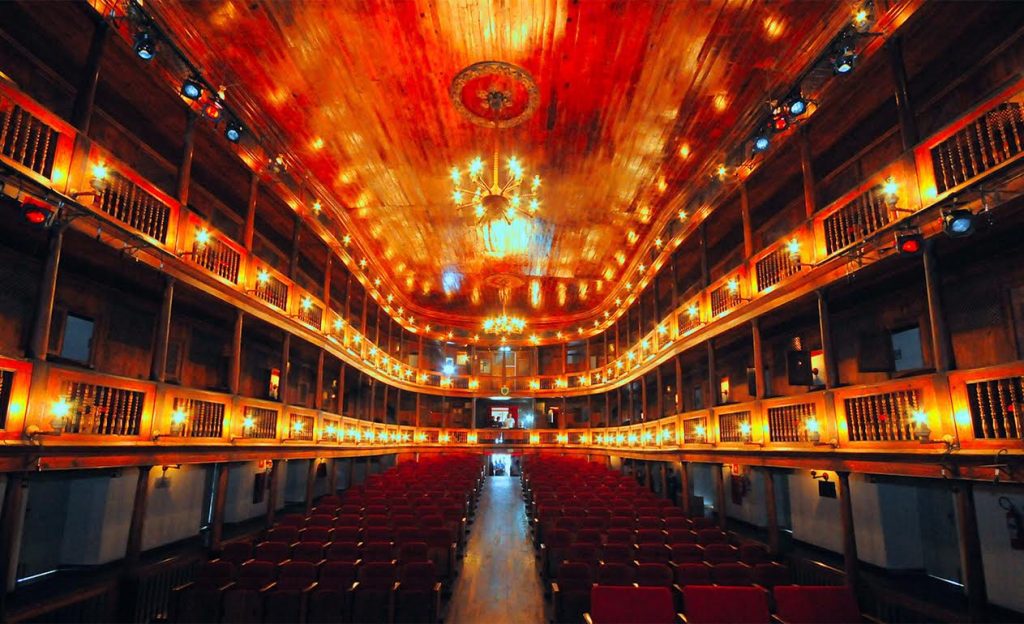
[
  {"left": 640, "top": 374, "right": 648, "bottom": 421},
  {"left": 751, "top": 318, "right": 765, "bottom": 399},
  {"left": 280, "top": 333, "right": 291, "bottom": 405},
  {"left": 28, "top": 225, "right": 66, "bottom": 359},
  {"left": 209, "top": 463, "right": 230, "bottom": 552},
  {"left": 266, "top": 460, "right": 281, "bottom": 527},
  {"left": 763, "top": 468, "right": 779, "bottom": 554},
  {"left": 243, "top": 173, "right": 259, "bottom": 251},
  {"left": 70, "top": 19, "right": 109, "bottom": 133},
  {"left": 151, "top": 277, "right": 174, "bottom": 382},
  {"left": 955, "top": 481, "right": 988, "bottom": 622},
  {"left": 0, "top": 473, "right": 25, "bottom": 619},
  {"left": 414, "top": 393, "right": 422, "bottom": 427},
  {"left": 471, "top": 398, "right": 478, "bottom": 430},
  {"left": 337, "top": 363, "right": 346, "bottom": 414},
  {"left": 327, "top": 459, "right": 338, "bottom": 495},
  {"left": 798, "top": 127, "right": 818, "bottom": 219},
  {"left": 817, "top": 289, "right": 840, "bottom": 388},
  {"left": 346, "top": 458, "right": 356, "bottom": 490},
  {"left": 645, "top": 462, "right": 653, "bottom": 492},
  {"left": 699, "top": 222, "right": 710, "bottom": 287},
  {"left": 616, "top": 387, "right": 623, "bottom": 426},
  {"left": 678, "top": 462, "right": 692, "bottom": 516},
  {"left": 175, "top": 113, "right": 198, "bottom": 207},
  {"left": 229, "top": 310, "right": 243, "bottom": 395},
  {"left": 706, "top": 340, "right": 717, "bottom": 407},
  {"left": 125, "top": 466, "right": 153, "bottom": 568},
  {"left": 740, "top": 182, "right": 753, "bottom": 258},
  {"left": 674, "top": 356, "right": 684, "bottom": 413},
  {"left": 655, "top": 369, "right": 664, "bottom": 419},
  {"left": 381, "top": 384, "right": 389, "bottom": 424},
  {"left": 288, "top": 213, "right": 301, "bottom": 279},
  {"left": 836, "top": 471, "right": 859, "bottom": 588},
  {"left": 886, "top": 35, "right": 919, "bottom": 150},
  {"left": 315, "top": 349, "right": 325, "bottom": 410},
  {"left": 323, "top": 255, "right": 333, "bottom": 309},
  {"left": 713, "top": 464, "right": 727, "bottom": 530},
  {"left": 658, "top": 462, "right": 668, "bottom": 499},
  {"left": 369, "top": 382, "right": 378, "bottom": 423},
  {"left": 304, "top": 459, "right": 318, "bottom": 514},
  {"left": 923, "top": 241, "right": 954, "bottom": 372}
]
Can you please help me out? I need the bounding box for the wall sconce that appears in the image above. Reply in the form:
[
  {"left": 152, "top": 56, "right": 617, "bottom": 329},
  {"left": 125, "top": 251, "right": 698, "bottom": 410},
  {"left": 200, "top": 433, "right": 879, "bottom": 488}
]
[
  {"left": 468, "top": 379, "right": 480, "bottom": 390},
  {"left": 292, "top": 296, "right": 314, "bottom": 319},
  {"left": 726, "top": 278, "right": 751, "bottom": 302},
  {"left": 911, "top": 409, "right": 931, "bottom": 442},
  {"left": 415, "top": 432, "right": 428, "bottom": 443},
  {"left": 72, "top": 163, "right": 110, "bottom": 200},
  {"left": 556, "top": 433, "right": 568, "bottom": 444},
  {"left": 642, "top": 431, "right": 653, "bottom": 445},
  {"left": 467, "top": 432, "right": 478, "bottom": 444},
  {"left": 810, "top": 470, "right": 830, "bottom": 481},
  {"left": 529, "top": 433, "right": 540, "bottom": 444},
  {"left": 786, "top": 238, "right": 815, "bottom": 269},
  {"left": 439, "top": 433, "right": 450, "bottom": 443},
  {"left": 248, "top": 268, "right": 271, "bottom": 294},
  {"left": 685, "top": 304, "right": 706, "bottom": 328},
  {"left": 289, "top": 419, "right": 305, "bottom": 439},
  {"left": 332, "top": 318, "right": 345, "bottom": 336},
  {"left": 529, "top": 379, "right": 540, "bottom": 391},
  {"left": 578, "top": 434, "right": 590, "bottom": 445},
  {"left": 322, "top": 423, "right": 338, "bottom": 442},
  {"left": 25, "top": 398, "right": 71, "bottom": 442},
  {"left": 241, "top": 415, "right": 255, "bottom": 437},
  {"left": 555, "top": 378, "right": 567, "bottom": 389},
  {"left": 347, "top": 428, "right": 360, "bottom": 442},
  {"left": 155, "top": 407, "right": 188, "bottom": 440},
  {"left": 615, "top": 433, "right": 625, "bottom": 446},
  {"left": 627, "top": 433, "right": 639, "bottom": 446},
  {"left": 693, "top": 424, "right": 708, "bottom": 444},
  {"left": 179, "top": 228, "right": 211, "bottom": 258},
  {"left": 882, "top": 176, "right": 901, "bottom": 209}
]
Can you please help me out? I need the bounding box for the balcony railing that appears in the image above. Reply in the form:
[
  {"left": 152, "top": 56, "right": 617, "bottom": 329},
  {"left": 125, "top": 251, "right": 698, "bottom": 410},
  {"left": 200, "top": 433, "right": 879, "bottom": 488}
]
[
  {"left": 59, "top": 379, "right": 146, "bottom": 436},
  {"left": 96, "top": 171, "right": 173, "bottom": 244},
  {"left": 821, "top": 183, "right": 892, "bottom": 256},
  {"left": 766, "top": 401, "right": 816, "bottom": 443},
  {"left": 170, "top": 397, "right": 225, "bottom": 438},
  {"left": 842, "top": 387, "right": 923, "bottom": 443},
  {"left": 931, "top": 102, "right": 1024, "bottom": 194}
]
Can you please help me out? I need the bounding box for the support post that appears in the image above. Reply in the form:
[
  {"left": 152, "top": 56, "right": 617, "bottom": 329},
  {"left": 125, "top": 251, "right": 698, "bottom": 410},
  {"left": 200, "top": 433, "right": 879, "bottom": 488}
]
[
  {"left": 125, "top": 466, "right": 153, "bottom": 569},
  {"left": 714, "top": 464, "right": 727, "bottom": 530},
  {"left": 763, "top": 468, "right": 779, "bottom": 554},
  {"left": 658, "top": 462, "right": 668, "bottom": 499},
  {"left": 836, "top": 471, "right": 859, "bottom": 589},
  {"left": 923, "top": 241, "right": 954, "bottom": 372},
  {"left": 955, "top": 481, "right": 988, "bottom": 622},
  {"left": 209, "top": 463, "right": 230, "bottom": 552},
  {"left": 640, "top": 374, "right": 648, "bottom": 421},
  {"left": 751, "top": 318, "right": 765, "bottom": 399},
  {"left": 645, "top": 462, "right": 653, "bottom": 491},
  {"left": 29, "top": 225, "right": 66, "bottom": 360},
  {"left": 674, "top": 356, "right": 683, "bottom": 413},
  {"left": 151, "top": 277, "right": 174, "bottom": 382},
  {"left": 817, "top": 289, "right": 839, "bottom": 388},
  {"left": 798, "top": 127, "right": 818, "bottom": 219},
  {"left": 707, "top": 340, "right": 717, "bottom": 407},
  {"left": 243, "top": 173, "right": 259, "bottom": 251},
  {"left": 175, "top": 113, "right": 198, "bottom": 207},
  {"left": 266, "top": 460, "right": 281, "bottom": 528},
  {"left": 327, "top": 459, "right": 338, "bottom": 495},
  {"left": 337, "top": 363, "right": 346, "bottom": 414},
  {"left": 740, "top": 183, "right": 753, "bottom": 258},
  {"left": 0, "top": 473, "right": 25, "bottom": 620},
  {"left": 678, "top": 462, "right": 691, "bottom": 516},
  {"left": 886, "top": 36, "right": 919, "bottom": 150},
  {"left": 315, "top": 349, "right": 325, "bottom": 410},
  {"left": 346, "top": 458, "right": 356, "bottom": 490},
  {"left": 280, "top": 333, "right": 291, "bottom": 405},
  {"left": 70, "top": 20, "right": 109, "bottom": 133},
  {"left": 229, "top": 310, "right": 243, "bottom": 395},
  {"left": 305, "top": 459, "right": 318, "bottom": 514}
]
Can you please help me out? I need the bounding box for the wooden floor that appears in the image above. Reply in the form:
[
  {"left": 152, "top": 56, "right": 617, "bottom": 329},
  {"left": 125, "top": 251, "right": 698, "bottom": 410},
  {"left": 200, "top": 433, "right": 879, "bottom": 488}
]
[{"left": 444, "top": 476, "right": 547, "bottom": 624}]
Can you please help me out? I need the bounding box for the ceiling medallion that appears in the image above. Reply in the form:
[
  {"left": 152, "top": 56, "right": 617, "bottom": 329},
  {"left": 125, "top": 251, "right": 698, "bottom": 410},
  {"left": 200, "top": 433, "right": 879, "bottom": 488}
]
[{"left": 450, "top": 61, "right": 540, "bottom": 128}]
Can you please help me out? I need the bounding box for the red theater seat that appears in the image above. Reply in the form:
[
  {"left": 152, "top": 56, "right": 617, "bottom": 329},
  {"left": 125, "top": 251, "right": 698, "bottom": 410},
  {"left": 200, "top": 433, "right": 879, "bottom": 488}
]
[
  {"left": 773, "top": 585, "right": 865, "bottom": 624},
  {"left": 216, "top": 541, "right": 253, "bottom": 567},
  {"left": 597, "top": 562, "right": 636, "bottom": 586},
  {"left": 681, "top": 585, "right": 770, "bottom": 624},
  {"left": 585, "top": 585, "right": 678, "bottom": 624},
  {"left": 170, "top": 561, "right": 234, "bottom": 623},
  {"left": 710, "top": 562, "right": 753, "bottom": 586},
  {"left": 553, "top": 562, "right": 595, "bottom": 624},
  {"left": 254, "top": 541, "right": 292, "bottom": 565},
  {"left": 263, "top": 562, "right": 318, "bottom": 624},
  {"left": 351, "top": 562, "right": 398, "bottom": 623},
  {"left": 395, "top": 562, "right": 442, "bottom": 623}
]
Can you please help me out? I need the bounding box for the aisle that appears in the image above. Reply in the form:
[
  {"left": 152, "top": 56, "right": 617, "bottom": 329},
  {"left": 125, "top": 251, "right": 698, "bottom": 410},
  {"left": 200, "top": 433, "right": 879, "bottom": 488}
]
[{"left": 444, "top": 476, "right": 547, "bottom": 624}]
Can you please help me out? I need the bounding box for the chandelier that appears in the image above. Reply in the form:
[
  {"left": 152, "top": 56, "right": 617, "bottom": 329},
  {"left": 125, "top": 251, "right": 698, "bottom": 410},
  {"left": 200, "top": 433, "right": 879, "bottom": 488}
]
[
  {"left": 482, "top": 314, "right": 527, "bottom": 336},
  {"left": 450, "top": 146, "right": 541, "bottom": 224}
]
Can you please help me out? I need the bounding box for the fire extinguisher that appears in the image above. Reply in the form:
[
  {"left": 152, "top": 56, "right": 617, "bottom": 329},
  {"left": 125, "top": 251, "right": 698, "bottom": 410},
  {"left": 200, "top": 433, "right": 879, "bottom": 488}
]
[{"left": 999, "top": 497, "right": 1024, "bottom": 550}]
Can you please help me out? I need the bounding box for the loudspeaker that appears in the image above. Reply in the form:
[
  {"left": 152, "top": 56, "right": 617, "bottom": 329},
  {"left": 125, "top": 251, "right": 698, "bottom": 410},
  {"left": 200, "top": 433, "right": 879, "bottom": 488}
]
[{"left": 787, "top": 350, "right": 813, "bottom": 386}]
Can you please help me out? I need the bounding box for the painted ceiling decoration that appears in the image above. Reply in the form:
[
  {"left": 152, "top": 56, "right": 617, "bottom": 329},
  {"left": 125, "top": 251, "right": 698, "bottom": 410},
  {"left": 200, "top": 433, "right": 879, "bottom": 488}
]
[{"left": 130, "top": 0, "right": 865, "bottom": 343}]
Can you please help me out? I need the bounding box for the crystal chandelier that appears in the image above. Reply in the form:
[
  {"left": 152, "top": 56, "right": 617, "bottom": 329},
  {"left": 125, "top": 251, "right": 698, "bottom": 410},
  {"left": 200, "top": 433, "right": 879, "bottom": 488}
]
[
  {"left": 450, "top": 146, "right": 541, "bottom": 224},
  {"left": 482, "top": 314, "right": 527, "bottom": 336}
]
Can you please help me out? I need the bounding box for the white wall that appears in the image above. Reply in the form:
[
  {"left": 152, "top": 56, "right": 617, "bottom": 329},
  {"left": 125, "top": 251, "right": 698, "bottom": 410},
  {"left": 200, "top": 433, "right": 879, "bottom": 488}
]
[
  {"left": 723, "top": 466, "right": 767, "bottom": 527},
  {"left": 974, "top": 484, "right": 1024, "bottom": 613},
  {"left": 224, "top": 462, "right": 286, "bottom": 524},
  {"left": 142, "top": 465, "right": 207, "bottom": 551},
  {"left": 690, "top": 463, "right": 714, "bottom": 515},
  {"left": 60, "top": 470, "right": 134, "bottom": 565},
  {"left": 284, "top": 460, "right": 308, "bottom": 504}
]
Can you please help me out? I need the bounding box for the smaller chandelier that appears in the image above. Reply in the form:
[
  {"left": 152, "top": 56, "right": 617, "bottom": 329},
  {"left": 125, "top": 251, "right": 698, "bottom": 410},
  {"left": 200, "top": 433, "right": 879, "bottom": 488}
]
[
  {"left": 451, "top": 148, "right": 541, "bottom": 223},
  {"left": 482, "top": 314, "right": 527, "bottom": 336}
]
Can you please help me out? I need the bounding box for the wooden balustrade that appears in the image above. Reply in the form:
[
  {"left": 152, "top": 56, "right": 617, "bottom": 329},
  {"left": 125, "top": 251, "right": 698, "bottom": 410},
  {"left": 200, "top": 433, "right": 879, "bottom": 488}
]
[
  {"left": 766, "top": 401, "right": 817, "bottom": 443},
  {"left": 44, "top": 367, "right": 154, "bottom": 438},
  {"left": 169, "top": 396, "right": 225, "bottom": 439},
  {"left": 240, "top": 404, "right": 278, "bottom": 439},
  {"left": 0, "top": 84, "right": 75, "bottom": 188},
  {"left": 841, "top": 387, "right": 923, "bottom": 443},
  {"left": 717, "top": 410, "right": 752, "bottom": 443},
  {"left": 96, "top": 170, "right": 174, "bottom": 244},
  {"left": 820, "top": 183, "right": 892, "bottom": 256},
  {"left": 287, "top": 412, "right": 315, "bottom": 441},
  {"left": 249, "top": 265, "right": 290, "bottom": 311},
  {"left": 754, "top": 239, "right": 803, "bottom": 292},
  {"left": 930, "top": 101, "right": 1024, "bottom": 194}
]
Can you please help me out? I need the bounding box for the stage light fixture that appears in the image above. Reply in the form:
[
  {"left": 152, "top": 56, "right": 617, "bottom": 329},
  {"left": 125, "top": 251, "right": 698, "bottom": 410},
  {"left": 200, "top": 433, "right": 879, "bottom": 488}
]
[
  {"left": 771, "top": 109, "right": 789, "bottom": 132},
  {"left": 833, "top": 44, "right": 858, "bottom": 75},
  {"left": 786, "top": 95, "right": 808, "bottom": 117},
  {"left": 752, "top": 133, "right": 770, "bottom": 154},
  {"left": 133, "top": 32, "right": 156, "bottom": 60},
  {"left": 943, "top": 208, "right": 975, "bottom": 238},
  {"left": 224, "top": 119, "right": 243, "bottom": 143},
  {"left": 202, "top": 100, "right": 223, "bottom": 121},
  {"left": 180, "top": 77, "right": 203, "bottom": 100},
  {"left": 20, "top": 197, "right": 57, "bottom": 228},
  {"left": 895, "top": 231, "right": 923, "bottom": 256}
]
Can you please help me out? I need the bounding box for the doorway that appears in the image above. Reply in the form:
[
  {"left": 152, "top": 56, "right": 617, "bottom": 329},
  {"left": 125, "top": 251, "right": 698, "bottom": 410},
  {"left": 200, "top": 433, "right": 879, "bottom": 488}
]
[{"left": 489, "top": 453, "right": 512, "bottom": 476}]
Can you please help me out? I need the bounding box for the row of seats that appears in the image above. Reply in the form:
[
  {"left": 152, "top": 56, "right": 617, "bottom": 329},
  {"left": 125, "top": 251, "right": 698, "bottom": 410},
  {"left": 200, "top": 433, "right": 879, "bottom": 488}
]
[
  {"left": 583, "top": 584, "right": 867, "bottom": 624},
  {"left": 171, "top": 455, "right": 484, "bottom": 623}
]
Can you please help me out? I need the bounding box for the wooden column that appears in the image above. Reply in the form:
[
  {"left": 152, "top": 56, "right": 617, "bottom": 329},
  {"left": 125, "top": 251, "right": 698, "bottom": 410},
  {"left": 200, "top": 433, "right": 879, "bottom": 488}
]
[
  {"left": 751, "top": 318, "right": 765, "bottom": 399},
  {"left": 242, "top": 173, "right": 259, "bottom": 251},
  {"left": 955, "top": 481, "right": 988, "bottom": 622},
  {"left": 151, "top": 277, "right": 174, "bottom": 382},
  {"left": 923, "top": 241, "right": 954, "bottom": 372},
  {"left": 817, "top": 289, "right": 840, "bottom": 388},
  {"left": 414, "top": 392, "right": 422, "bottom": 427},
  {"left": 209, "top": 463, "right": 230, "bottom": 552},
  {"left": 640, "top": 374, "right": 648, "bottom": 421},
  {"left": 714, "top": 464, "right": 727, "bottom": 530},
  {"left": 266, "top": 460, "right": 281, "bottom": 527},
  {"left": 304, "top": 459, "right": 318, "bottom": 514},
  {"left": 125, "top": 466, "right": 153, "bottom": 568},
  {"left": 327, "top": 459, "right": 338, "bottom": 495},
  {"left": 655, "top": 368, "right": 664, "bottom": 419},
  {"left": 346, "top": 458, "right": 356, "bottom": 490},
  {"left": 706, "top": 340, "right": 717, "bottom": 407},
  {"left": 29, "top": 225, "right": 66, "bottom": 360},
  {"left": 288, "top": 213, "right": 301, "bottom": 279},
  {"left": 337, "top": 363, "right": 346, "bottom": 414},
  {"left": 0, "top": 473, "right": 25, "bottom": 619},
  {"left": 674, "top": 356, "right": 684, "bottom": 413},
  {"left": 229, "top": 310, "right": 243, "bottom": 395},
  {"left": 763, "top": 468, "right": 779, "bottom": 554},
  {"left": 280, "top": 333, "right": 291, "bottom": 405},
  {"left": 798, "top": 127, "right": 818, "bottom": 219},
  {"left": 70, "top": 19, "right": 109, "bottom": 133},
  {"left": 658, "top": 462, "right": 668, "bottom": 498},
  {"left": 315, "top": 349, "right": 325, "bottom": 410},
  {"left": 471, "top": 398, "right": 478, "bottom": 430},
  {"left": 678, "top": 462, "right": 691, "bottom": 516},
  {"left": 369, "top": 381, "right": 378, "bottom": 422},
  {"left": 322, "top": 255, "right": 333, "bottom": 309},
  {"left": 699, "top": 222, "right": 710, "bottom": 287},
  {"left": 836, "top": 471, "right": 860, "bottom": 588},
  {"left": 645, "top": 462, "right": 654, "bottom": 492},
  {"left": 886, "top": 36, "right": 919, "bottom": 150},
  {"left": 740, "top": 183, "right": 753, "bottom": 259},
  {"left": 175, "top": 113, "right": 198, "bottom": 207}
]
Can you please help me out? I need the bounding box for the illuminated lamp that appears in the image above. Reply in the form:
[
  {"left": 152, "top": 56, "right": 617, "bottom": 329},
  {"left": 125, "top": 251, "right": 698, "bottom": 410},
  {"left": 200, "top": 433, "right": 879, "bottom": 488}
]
[
  {"left": 943, "top": 208, "right": 975, "bottom": 238},
  {"left": 752, "top": 133, "right": 770, "bottom": 154},
  {"left": 180, "top": 77, "right": 203, "bottom": 100},
  {"left": 169, "top": 407, "right": 188, "bottom": 435},
  {"left": 324, "top": 423, "right": 337, "bottom": 441},
  {"left": 442, "top": 363, "right": 455, "bottom": 376},
  {"left": 51, "top": 398, "right": 71, "bottom": 431},
  {"left": 20, "top": 197, "right": 57, "bottom": 229},
  {"left": 771, "top": 109, "right": 789, "bottom": 132},
  {"left": 693, "top": 424, "right": 707, "bottom": 443},
  {"left": 895, "top": 231, "right": 923, "bottom": 256},
  {"left": 805, "top": 417, "right": 821, "bottom": 443},
  {"left": 241, "top": 415, "right": 255, "bottom": 435},
  {"left": 910, "top": 409, "right": 931, "bottom": 442},
  {"left": 90, "top": 162, "right": 110, "bottom": 192},
  {"left": 739, "top": 421, "right": 752, "bottom": 442},
  {"left": 202, "top": 100, "right": 223, "bottom": 121},
  {"left": 832, "top": 44, "right": 858, "bottom": 75},
  {"left": 133, "top": 32, "right": 156, "bottom": 60},
  {"left": 224, "top": 119, "right": 243, "bottom": 143},
  {"left": 786, "top": 95, "right": 808, "bottom": 117}
]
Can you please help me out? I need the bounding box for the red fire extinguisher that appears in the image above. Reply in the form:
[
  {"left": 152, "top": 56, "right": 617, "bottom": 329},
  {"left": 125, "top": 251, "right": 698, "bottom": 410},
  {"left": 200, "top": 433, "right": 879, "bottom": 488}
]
[{"left": 999, "top": 497, "right": 1024, "bottom": 550}]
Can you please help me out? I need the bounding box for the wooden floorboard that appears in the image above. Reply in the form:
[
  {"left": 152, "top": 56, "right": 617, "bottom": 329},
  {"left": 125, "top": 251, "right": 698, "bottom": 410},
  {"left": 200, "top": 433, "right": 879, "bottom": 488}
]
[{"left": 444, "top": 476, "right": 548, "bottom": 624}]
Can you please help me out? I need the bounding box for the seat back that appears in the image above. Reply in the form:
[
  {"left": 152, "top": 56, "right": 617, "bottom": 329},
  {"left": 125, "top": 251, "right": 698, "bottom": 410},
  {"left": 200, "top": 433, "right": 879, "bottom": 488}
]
[
  {"left": 674, "top": 563, "right": 711, "bottom": 587},
  {"left": 697, "top": 529, "right": 728, "bottom": 545},
  {"left": 739, "top": 543, "right": 770, "bottom": 564},
  {"left": 773, "top": 586, "right": 862, "bottom": 624},
  {"left": 318, "top": 561, "right": 358, "bottom": 590},
  {"left": 291, "top": 542, "right": 324, "bottom": 563},
  {"left": 300, "top": 527, "right": 331, "bottom": 543},
  {"left": 307, "top": 514, "right": 334, "bottom": 527},
  {"left": 557, "top": 561, "right": 594, "bottom": 591},
  {"left": 325, "top": 541, "right": 360, "bottom": 562},
  {"left": 398, "top": 561, "right": 437, "bottom": 591},
  {"left": 703, "top": 543, "right": 739, "bottom": 563},
  {"left": 266, "top": 526, "right": 299, "bottom": 543},
  {"left": 276, "top": 561, "right": 318, "bottom": 590},
  {"left": 398, "top": 541, "right": 429, "bottom": 563},
  {"left": 219, "top": 541, "right": 253, "bottom": 566},
  {"left": 596, "top": 562, "right": 635, "bottom": 586},
  {"left": 669, "top": 543, "right": 703, "bottom": 564},
  {"left": 682, "top": 586, "right": 770, "bottom": 624},
  {"left": 634, "top": 563, "right": 672, "bottom": 587},
  {"left": 254, "top": 541, "right": 291, "bottom": 564},
  {"left": 589, "top": 586, "right": 676, "bottom": 624},
  {"left": 711, "top": 562, "right": 753, "bottom": 586},
  {"left": 751, "top": 562, "right": 792, "bottom": 588}
]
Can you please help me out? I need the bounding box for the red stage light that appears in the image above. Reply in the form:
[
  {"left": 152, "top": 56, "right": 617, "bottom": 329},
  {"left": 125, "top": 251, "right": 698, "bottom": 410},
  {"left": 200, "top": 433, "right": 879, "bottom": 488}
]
[
  {"left": 895, "top": 232, "right": 923, "bottom": 255},
  {"left": 20, "top": 197, "right": 56, "bottom": 228}
]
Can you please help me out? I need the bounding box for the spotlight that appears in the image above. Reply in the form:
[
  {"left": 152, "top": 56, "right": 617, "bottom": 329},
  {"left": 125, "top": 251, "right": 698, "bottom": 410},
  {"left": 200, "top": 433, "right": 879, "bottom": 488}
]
[
  {"left": 786, "top": 95, "right": 808, "bottom": 117},
  {"left": 180, "top": 77, "right": 203, "bottom": 100},
  {"left": 943, "top": 208, "right": 975, "bottom": 237},
  {"left": 833, "top": 45, "right": 858, "bottom": 75},
  {"left": 202, "top": 100, "right": 223, "bottom": 121},
  {"left": 895, "top": 231, "right": 924, "bottom": 256},
  {"left": 752, "top": 133, "right": 770, "bottom": 154},
  {"left": 20, "top": 197, "right": 57, "bottom": 229},
  {"left": 133, "top": 32, "right": 156, "bottom": 60},
  {"left": 225, "top": 119, "right": 243, "bottom": 143},
  {"left": 771, "top": 110, "right": 789, "bottom": 132}
]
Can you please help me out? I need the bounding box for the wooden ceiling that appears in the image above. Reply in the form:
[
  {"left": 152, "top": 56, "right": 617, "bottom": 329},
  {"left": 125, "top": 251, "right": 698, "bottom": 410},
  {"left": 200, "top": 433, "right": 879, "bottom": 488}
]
[{"left": 146, "top": 0, "right": 854, "bottom": 329}]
